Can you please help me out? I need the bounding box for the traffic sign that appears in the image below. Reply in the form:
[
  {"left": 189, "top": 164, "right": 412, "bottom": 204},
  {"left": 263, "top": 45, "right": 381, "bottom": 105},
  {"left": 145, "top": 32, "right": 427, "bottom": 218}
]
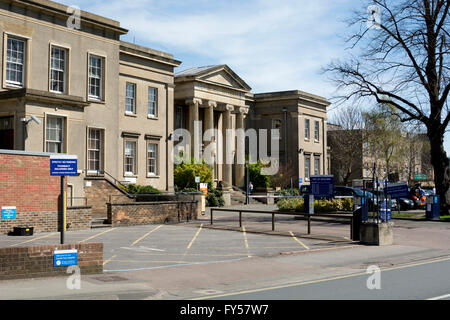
[
  {"left": 53, "top": 249, "right": 78, "bottom": 267},
  {"left": 50, "top": 155, "right": 78, "bottom": 176},
  {"left": 1, "top": 207, "right": 16, "bottom": 219},
  {"left": 414, "top": 174, "right": 428, "bottom": 180},
  {"left": 310, "top": 175, "right": 334, "bottom": 199},
  {"left": 386, "top": 183, "right": 409, "bottom": 199}
]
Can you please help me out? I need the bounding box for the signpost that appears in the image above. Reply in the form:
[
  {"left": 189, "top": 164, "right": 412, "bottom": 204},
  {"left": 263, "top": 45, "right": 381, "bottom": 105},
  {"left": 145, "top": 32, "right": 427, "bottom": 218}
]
[
  {"left": 53, "top": 249, "right": 78, "bottom": 267},
  {"left": 310, "top": 175, "right": 334, "bottom": 199},
  {"left": 385, "top": 183, "right": 409, "bottom": 199},
  {"left": 50, "top": 155, "right": 78, "bottom": 245},
  {"left": 1, "top": 207, "right": 16, "bottom": 220}
]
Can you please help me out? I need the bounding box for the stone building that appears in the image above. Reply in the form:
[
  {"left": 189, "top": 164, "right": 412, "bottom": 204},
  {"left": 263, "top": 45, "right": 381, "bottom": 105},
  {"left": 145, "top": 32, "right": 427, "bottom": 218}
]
[
  {"left": 0, "top": 0, "right": 331, "bottom": 211},
  {"left": 0, "top": 0, "right": 181, "bottom": 205}
]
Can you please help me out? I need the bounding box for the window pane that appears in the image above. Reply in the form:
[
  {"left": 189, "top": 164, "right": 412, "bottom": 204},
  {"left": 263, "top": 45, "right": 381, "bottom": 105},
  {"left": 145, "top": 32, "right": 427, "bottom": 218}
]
[
  {"left": 50, "top": 47, "right": 66, "bottom": 93},
  {"left": 89, "top": 56, "right": 102, "bottom": 99},
  {"left": 6, "top": 38, "right": 25, "bottom": 86},
  {"left": 126, "top": 83, "right": 136, "bottom": 113}
]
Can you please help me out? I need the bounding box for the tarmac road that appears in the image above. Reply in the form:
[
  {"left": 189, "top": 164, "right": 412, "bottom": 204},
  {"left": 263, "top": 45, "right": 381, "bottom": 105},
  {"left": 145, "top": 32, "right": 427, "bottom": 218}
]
[{"left": 199, "top": 257, "right": 450, "bottom": 300}]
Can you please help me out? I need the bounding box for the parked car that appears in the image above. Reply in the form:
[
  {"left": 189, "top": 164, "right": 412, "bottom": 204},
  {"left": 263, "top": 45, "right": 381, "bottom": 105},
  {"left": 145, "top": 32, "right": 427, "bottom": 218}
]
[{"left": 334, "top": 186, "right": 377, "bottom": 210}]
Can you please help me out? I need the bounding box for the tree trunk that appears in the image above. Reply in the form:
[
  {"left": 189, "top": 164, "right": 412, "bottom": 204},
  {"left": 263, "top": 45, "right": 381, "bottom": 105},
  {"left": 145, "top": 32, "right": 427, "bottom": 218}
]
[{"left": 428, "top": 127, "right": 450, "bottom": 214}]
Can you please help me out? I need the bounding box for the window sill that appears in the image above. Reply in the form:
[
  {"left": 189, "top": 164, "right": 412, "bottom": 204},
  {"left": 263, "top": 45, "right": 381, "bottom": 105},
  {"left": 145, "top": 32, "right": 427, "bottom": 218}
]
[
  {"left": 147, "top": 115, "right": 159, "bottom": 120},
  {"left": 125, "top": 112, "right": 137, "bottom": 118},
  {"left": 147, "top": 174, "right": 160, "bottom": 179},
  {"left": 88, "top": 97, "right": 106, "bottom": 104},
  {"left": 5, "top": 83, "right": 24, "bottom": 89}
]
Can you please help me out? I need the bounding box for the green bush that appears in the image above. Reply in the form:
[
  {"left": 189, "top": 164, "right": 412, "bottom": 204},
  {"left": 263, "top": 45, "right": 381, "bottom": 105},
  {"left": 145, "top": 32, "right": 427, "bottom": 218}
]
[
  {"left": 125, "top": 184, "right": 161, "bottom": 194},
  {"left": 174, "top": 161, "right": 213, "bottom": 190},
  {"left": 206, "top": 188, "right": 225, "bottom": 207},
  {"left": 249, "top": 161, "right": 271, "bottom": 189},
  {"left": 277, "top": 198, "right": 353, "bottom": 213}
]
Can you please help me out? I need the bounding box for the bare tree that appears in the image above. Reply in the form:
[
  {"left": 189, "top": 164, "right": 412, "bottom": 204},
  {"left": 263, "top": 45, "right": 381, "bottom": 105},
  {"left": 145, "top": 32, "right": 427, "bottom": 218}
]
[
  {"left": 328, "top": 105, "right": 365, "bottom": 185},
  {"left": 325, "top": 0, "right": 450, "bottom": 212}
]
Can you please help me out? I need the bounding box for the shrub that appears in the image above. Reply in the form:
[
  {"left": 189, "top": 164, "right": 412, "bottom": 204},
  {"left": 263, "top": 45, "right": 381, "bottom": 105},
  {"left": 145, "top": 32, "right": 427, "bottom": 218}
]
[
  {"left": 206, "top": 188, "right": 225, "bottom": 207},
  {"left": 125, "top": 184, "right": 161, "bottom": 194},
  {"left": 277, "top": 198, "right": 353, "bottom": 213},
  {"left": 249, "top": 161, "right": 271, "bottom": 189},
  {"left": 174, "top": 161, "right": 213, "bottom": 190}
]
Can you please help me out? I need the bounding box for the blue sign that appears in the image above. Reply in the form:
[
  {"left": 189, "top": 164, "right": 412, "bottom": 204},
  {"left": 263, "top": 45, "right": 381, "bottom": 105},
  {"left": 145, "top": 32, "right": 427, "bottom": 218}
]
[
  {"left": 54, "top": 250, "right": 78, "bottom": 267},
  {"left": 1, "top": 207, "right": 16, "bottom": 219},
  {"left": 299, "top": 178, "right": 303, "bottom": 184},
  {"left": 310, "top": 175, "right": 334, "bottom": 199},
  {"left": 386, "top": 183, "right": 409, "bottom": 199},
  {"left": 50, "top": 155, "right": 78, "bottom": 176}
]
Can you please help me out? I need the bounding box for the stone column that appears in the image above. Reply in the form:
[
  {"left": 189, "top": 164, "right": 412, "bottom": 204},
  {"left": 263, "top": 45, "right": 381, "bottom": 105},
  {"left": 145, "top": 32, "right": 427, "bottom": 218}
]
[
  {"left": 186, "top": 98, "right": 202, "bottom": 160},
  {"left": 235, "top": 107, "right": 248, "bottom": 188},
  {"left": 205, "top": 101, "right": 217, "bottom": 172},
  {"left": 222, "top": 104, "right": 234, "bottom": 190}
]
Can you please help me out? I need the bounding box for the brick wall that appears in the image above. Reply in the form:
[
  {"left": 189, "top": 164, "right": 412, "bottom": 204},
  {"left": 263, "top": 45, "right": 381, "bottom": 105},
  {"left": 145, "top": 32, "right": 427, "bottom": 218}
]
[
  {"left": 0, "top": 243, "right": 103, "bottom": 280},
  {"left": 0, "top": 206, "right": 92, "bottom": 235},
  {"left": 84, "top": 178, "right": 132, "bottom": 218},
  {"left": 107, "top": 201, "right": 200, "bottom": 227},
  {"left": 0, "top": 152, "right": 60, "bottom": 213}
]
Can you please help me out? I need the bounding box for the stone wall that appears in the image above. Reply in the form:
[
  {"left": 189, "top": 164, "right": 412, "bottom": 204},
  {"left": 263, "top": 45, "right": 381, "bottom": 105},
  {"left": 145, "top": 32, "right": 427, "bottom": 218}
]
[
  {"left": 107, "top": 201, "right": 200, "bottom": 227},
  {"left": 0, "top": 243, "right": 103, "bottom": 280},
  {"left": 0, "top": 207, "right": 92, "bottom": 235}
]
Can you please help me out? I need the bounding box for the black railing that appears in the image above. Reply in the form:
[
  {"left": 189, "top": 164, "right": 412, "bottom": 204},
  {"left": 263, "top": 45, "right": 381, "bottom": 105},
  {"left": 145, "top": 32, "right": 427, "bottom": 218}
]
[{"left": 209, "top": 208, "right": 356, "bottom": 240}]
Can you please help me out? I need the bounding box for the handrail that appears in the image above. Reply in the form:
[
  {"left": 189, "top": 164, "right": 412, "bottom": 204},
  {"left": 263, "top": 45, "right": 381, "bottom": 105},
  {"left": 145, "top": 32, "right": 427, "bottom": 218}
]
[{"left": 210, "top": 208, "right": 355, "bottom": 240}]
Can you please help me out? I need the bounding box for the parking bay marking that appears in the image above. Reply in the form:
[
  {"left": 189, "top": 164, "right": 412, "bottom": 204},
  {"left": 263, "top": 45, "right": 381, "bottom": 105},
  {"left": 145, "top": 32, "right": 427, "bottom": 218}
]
[
  {"left": 10, "top": 232, "right": 57, "bottom": 247},
  {"left": 131, "top": 225, "right": 163, "bottom": 247},
  {"left": 242, "top": 227, "right": 252, "bottom": 258},
  {"left": 79, "top": 228, "right": 116, "bottom": 243},
  {"left": 289, "top": 231, "right": 310, "bottom": 250}
]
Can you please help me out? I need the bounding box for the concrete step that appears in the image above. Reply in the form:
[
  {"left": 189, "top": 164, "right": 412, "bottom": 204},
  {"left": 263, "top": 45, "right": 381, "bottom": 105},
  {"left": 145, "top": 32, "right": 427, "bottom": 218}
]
[{"left": 91, "top": 218, "right": 112, "bottom": 229}]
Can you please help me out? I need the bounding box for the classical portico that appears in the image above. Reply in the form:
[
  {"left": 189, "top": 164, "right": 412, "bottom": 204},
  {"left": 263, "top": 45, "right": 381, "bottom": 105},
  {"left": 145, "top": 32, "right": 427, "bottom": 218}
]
[{"left": 174, "top": 65, "right": 251, "bottom": 190}]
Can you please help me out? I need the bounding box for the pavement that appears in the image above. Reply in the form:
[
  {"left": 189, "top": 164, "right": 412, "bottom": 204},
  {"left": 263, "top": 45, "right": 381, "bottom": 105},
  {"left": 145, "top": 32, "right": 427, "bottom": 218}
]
[{"left": 0, "top": 204, "right": 449, "bottom": 300}]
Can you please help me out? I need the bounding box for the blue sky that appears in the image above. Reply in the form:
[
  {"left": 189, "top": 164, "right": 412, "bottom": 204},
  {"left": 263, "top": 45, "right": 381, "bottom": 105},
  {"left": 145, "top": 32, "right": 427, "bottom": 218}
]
[{"left": 59, "top": 0, "right": 449, "bottom": 154}]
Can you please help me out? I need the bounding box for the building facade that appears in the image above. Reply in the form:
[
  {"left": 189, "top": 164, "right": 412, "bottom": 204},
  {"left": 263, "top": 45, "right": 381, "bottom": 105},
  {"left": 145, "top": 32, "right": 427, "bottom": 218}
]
[
  {"left": 0, "top": 0, "right": 181, "bottom": 201},
  {"left": 0, "top": 0, "right": 331, "bottom": 205}
]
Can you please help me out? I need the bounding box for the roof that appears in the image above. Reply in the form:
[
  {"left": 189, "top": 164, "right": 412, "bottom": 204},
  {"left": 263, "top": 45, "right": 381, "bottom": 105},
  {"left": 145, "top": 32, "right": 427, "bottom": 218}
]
[{"left": 175, "top": 65, "right": 222, "bottom": 77}]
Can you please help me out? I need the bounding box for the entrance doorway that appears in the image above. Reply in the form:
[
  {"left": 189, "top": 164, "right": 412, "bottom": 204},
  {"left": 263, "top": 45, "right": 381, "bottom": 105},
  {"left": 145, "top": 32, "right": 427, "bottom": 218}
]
[{"left": 0, "top": 116, "right": 14, "bottom": 150}]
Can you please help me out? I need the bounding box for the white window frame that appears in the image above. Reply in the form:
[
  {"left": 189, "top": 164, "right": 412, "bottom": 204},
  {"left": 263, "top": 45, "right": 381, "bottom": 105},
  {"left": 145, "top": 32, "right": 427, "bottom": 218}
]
[
  {"left": 148, "top": 87, "right": 158, "bottom": 118},
  {"left": 87, "top": 128, "right": 103, "bottom": 173},
  {"left": 88, "top": 55, "right": 103, "bottom": 101},
  {"left": 305, "top": 155, "right": 311, "bottom": 180},
  {"left": 305, "top": 119, "right": 310, "bottom": 140},
  {"left": 5, "top": 37, "right": 26, "bottom": 88},
  {"left": 50, "top": 46, "right": 67, "bottom": 94},
  {"left": 314, "top": 121, "right": 320, "bottom": 142},
  {"left": 314, "top": 157, "right": 321, "bottom": 175},
  {"left": 147, "top": 143, "right": 158, "bottom": 176},
  {"left": 46, "top": 115, "right": 65, "bottom": 153},
  {"left": 124, "top": 140, "right": 137, "bottom": 176},
  {"left": 125, "top": 82, "right": 136, "bottom": 114}
]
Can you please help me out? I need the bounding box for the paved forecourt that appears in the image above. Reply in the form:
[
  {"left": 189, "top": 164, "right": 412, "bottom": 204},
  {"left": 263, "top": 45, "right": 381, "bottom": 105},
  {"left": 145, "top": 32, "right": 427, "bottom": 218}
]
[{"left": 0, "top": 221, "right": 354, "bottom": 273}]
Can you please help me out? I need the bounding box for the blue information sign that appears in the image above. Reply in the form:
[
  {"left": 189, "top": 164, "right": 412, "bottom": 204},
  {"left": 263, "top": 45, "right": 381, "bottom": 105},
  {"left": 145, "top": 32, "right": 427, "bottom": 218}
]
[
  {"left": 54, "top": 250, "right": 78, "bottom": 267},
  {"left": 1, "top": 207, "right": 16, "bottom": 219},
  {"left": 310, "top": 175, "right": 334, "bottom": 199},
  {"left": 50, "top": 155, "right": 78, "bottom": 176},
  {"left": 386, "top": 183, "right": 409, "bottom": 199},
  {"left": 299, "top": 178, "right": 303, "bottom": 184}
]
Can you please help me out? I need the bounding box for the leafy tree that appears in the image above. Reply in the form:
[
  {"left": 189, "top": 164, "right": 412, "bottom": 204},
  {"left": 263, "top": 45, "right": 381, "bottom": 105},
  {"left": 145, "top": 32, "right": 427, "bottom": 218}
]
[
  {"left": 325, "top": 0, "right": 450, "bottom": 212},
  {"left": 249, "top": 161, "right": 271, "bottom": 189}
]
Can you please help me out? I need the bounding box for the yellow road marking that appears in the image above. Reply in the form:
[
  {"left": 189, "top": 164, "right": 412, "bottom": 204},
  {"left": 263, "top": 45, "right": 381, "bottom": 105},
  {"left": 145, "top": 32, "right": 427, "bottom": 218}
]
[
  {"left": 192, "top": 256, "right": 450, "bottom": 300},
  {"left": 10, "top": 232, "right": 57, "bottom": 247},
  {"left": 289, "top": 231, "right": 310, "bottom": 250},
  {"left": 79, "top": 228, "right": 116, "bottom": 243},
  {"left": 187, "top": 224, "right": 203, "bottom": 250},
  {"left": 103, "top": 255, "right": 117, "bottom": 266},
  {"left": 131, "top": 225, "right": 163, "bottom": 247},
  {"left": 242, "top": 227, "right": 251, "bottom": 258}
]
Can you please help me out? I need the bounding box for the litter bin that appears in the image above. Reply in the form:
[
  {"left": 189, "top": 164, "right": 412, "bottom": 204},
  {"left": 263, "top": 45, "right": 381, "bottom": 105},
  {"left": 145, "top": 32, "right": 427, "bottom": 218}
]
[
  {"left": 379, "top": 201, "right": 391, "bottom": 222},
  {"left": 426, "top": 195, "right": 440, "bottom": 220},
  {"left": 13, "top": 227, "right": 34, "bottom": 236},
  {"left": 304, "top": 194, "right": 314, "bottom": 214}
]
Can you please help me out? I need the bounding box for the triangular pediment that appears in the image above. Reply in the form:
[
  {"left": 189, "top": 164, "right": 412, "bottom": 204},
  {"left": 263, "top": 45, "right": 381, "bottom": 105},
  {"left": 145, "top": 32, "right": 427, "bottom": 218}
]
[{"left": 176, "top": 65, "right": 252, "bottom": 92}]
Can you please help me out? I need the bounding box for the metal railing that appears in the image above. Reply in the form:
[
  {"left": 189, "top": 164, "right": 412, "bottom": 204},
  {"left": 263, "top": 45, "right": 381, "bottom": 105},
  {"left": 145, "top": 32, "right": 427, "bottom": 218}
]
[{"left": 209, "top": 208, "right": 356, "bottom": 240}]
